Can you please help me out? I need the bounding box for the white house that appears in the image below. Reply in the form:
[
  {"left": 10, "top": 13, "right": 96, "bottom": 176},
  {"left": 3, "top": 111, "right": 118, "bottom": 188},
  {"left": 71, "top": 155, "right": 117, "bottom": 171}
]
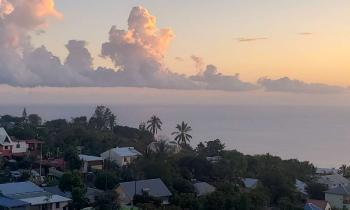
[
  {"left": 100, "top": 147, "right": 142, "bottom": 167},
  {"left": 0, "top": 127, "right": 39, "bottom": 158},
  {"left": 0, "top": 127, "right": 15, "bottom": 158},
  {"left": 0, "top": 181, "right": 71, "bottom": 210},
  {"left": 325, "top": 185, "right": 350, "bottom": 209}
]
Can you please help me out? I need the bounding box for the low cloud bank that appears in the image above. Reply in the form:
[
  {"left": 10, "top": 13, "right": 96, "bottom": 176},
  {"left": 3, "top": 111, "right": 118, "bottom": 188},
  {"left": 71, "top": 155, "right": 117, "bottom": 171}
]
[{"left": 258, "top": 77, "right": 346, "bottom": 94}]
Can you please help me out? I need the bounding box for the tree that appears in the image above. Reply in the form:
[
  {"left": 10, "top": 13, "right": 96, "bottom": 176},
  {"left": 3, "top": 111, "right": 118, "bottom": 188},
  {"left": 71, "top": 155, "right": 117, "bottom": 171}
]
[
  {"left": 89, "top": 106, "right": 117, "bottom": 130},
  {"left": 147, "top": 115, "right": 162, "bottom": 136},
  {"left": 71, "top": 187, "right": 88, "bottom": 210},
  {"left": 172, "top": 121, "right": 192, "bottom": 146},
  {"left": 95, "top": 190, "right": 119, "bottom": 210},
  {"left": 59, "top": 171, "right": 84, "bottom": 192},
  {"left": 306, "top": 182, "right": 328, "bottom": 200},
  {"left": 63, "top": 147, "right": 82, "bottom": 171},
  {"left": 28, "top": 114, "right": 42, "bottom": 126},
  {"left": 95, "top": 171, "right": 119, "bottom": 190}
]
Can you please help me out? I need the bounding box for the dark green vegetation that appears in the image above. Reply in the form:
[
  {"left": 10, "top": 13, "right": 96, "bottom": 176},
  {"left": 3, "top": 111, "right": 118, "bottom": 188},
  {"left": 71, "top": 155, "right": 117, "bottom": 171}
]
[{"left": 0, "top": 106, "right": 319, "bottom": 210}]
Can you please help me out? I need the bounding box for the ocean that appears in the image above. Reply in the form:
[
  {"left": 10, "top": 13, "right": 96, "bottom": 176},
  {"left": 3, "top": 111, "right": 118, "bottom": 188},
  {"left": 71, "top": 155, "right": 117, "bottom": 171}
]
[{"left": 1, "top": 104, "right": 349, "bottom": 167}]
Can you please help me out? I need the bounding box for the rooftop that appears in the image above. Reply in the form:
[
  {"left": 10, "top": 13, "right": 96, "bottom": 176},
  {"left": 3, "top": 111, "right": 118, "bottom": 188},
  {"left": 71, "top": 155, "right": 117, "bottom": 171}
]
[
  {"left": 193, "top": 182, "right": 216, "bottom": 196},
  {"left": 79, "top": 154, "right": 104, "bottom": 162},
  {"left": 105, "top": 147, "right": 142, "bottom": 157},
  {"left": 0, "top": 181, "right": 44, "bottom": 196},
  {"left": 119, "top": 178, "right": 172, "bottom": 199},
  {"left": 243, "top": 178, "right": 259, "bottom": 189},
  {"left": 325, "top": 185, "right": 350, "bottom": 196},
  {"left": 0, "top": 197, "right": 30, "bottom": 208}
]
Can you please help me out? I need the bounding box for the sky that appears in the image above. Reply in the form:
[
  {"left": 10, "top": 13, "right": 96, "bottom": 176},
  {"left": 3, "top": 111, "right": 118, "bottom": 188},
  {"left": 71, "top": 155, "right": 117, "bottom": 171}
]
[
  {"left": 31, "top": 0, "right": 350, "bottom": 86},
  {"left": 0, "top": 0, "right": 350, "bottom": 95}
]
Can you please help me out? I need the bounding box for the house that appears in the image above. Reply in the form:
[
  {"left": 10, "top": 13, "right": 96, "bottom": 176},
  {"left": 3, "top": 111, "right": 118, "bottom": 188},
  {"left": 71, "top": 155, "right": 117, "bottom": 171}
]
[
  {"left": 0, "top": 196, "right": 30, "bottom": 210},
  {"left": 147, "top": 141, "right": 181, "bottom": 154},
  {"left": 0, "top": 181, "right": 71, "bottom": 210},
  {"left": 304, "top": 199, "right": 331, "bottom": 210},
  {"left": 193, "top": 182, "right": 216, "bottom": 196},
  {"left": 317, "top": 174, "right": 350, "bottom": 189},
  {"left": 0, "top": 128, "right": 43, "bottom": 159},
  {"left": 242, "top": 178, "right": 259, "bottom": 190},
  {"left": 296, "top": 179, "right": 308, "bottom": 195},
  {"left": 325, "top": 185, "right": 350, "bottom": 209},
  {"left": 79, "top": 154, "right": 104, "bottom": 173},
  {"left": 100, "top": 147, "right": 142, "bottom": 167},
  {"left": 316, "top": 168, "right": 338, "bottom": 175},
  {"left": 0, "top": 127, "right": 15, "bottom": 158},
  {"left": 116, "top": 178, "right": 172, "bottom": 205}
]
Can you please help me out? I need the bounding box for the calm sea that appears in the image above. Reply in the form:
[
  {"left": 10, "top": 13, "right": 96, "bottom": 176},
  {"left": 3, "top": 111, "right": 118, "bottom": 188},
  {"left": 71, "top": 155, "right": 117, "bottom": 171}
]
[{"left": 1, "top": 104, "right": 349, "bottom": 167}]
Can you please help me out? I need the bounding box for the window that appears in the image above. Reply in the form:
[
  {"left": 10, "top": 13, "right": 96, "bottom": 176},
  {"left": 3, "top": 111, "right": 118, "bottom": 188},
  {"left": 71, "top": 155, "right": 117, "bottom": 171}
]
[
  {"left": 55, "top": 202, "right": 60, "bottom": 208},
  {"left": 4, "top": 146, "right": 8, "bottom": 150},
  {"left": 16, "top": 143, "right": 20, "bottom": 148}
]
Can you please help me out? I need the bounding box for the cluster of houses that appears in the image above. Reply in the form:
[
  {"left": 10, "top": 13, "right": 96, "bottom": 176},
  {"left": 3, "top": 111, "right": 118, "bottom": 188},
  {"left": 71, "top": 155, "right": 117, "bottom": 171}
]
[
  {"left": 0, "top": 128, "right": 189, "bottom": 209},
  {"left": 3, "top": 126, "right": 350, "bottom": 210}
]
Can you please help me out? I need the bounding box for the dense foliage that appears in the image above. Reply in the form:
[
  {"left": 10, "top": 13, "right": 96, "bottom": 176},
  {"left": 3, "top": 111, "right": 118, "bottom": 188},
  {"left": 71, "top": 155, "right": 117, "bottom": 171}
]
[{"left": 0, "top": 106, "right": 317, "bottom": 210}]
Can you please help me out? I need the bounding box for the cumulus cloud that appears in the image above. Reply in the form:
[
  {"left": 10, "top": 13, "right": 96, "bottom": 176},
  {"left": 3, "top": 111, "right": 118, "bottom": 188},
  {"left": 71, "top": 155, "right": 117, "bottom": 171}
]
[
  {"left": 190, "top": 65, "right": 258, "bottom": 91},
  {"left": 0, "top": 3, "right": 345, "bottom": 94},
  {"left": 258, "top": 77, "right": 346, "bottom": 94}
]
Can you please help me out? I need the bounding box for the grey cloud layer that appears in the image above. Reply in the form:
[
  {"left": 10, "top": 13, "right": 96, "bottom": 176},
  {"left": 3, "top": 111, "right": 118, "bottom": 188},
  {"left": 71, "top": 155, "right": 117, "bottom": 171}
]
[
  {"left": 0, "top": 1, "right": 346, "bottom": 94},
  {"left": 258, "top": 77, "right": 346, "bottom": 94}
]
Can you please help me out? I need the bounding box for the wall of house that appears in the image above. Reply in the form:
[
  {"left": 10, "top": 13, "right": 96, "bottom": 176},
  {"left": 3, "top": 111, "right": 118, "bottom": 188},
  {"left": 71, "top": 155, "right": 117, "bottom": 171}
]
[
  {"left": 12, "top": 141, "right": 29, "bottom": 154},
  {"left": 325, "top": 193, "right": 350, "bottom": 209}
]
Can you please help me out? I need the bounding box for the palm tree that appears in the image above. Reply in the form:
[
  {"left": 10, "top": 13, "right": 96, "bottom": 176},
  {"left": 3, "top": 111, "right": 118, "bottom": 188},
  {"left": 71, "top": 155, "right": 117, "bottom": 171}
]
[
  {"left": 147, "top": 115, "right": 162, "bottom": 136},
  {"left": 172, "top": 121, "right": 192, "bottom": 146}
]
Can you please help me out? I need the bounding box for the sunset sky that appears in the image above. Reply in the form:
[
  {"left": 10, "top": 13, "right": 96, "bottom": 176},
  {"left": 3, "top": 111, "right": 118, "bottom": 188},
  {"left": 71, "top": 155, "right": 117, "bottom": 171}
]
[
  {"left": 31, "top": 0, "right": 350, "bottom": 86},
  {"left": 0, "top": 0, "right": 349, "bottom": 94}
]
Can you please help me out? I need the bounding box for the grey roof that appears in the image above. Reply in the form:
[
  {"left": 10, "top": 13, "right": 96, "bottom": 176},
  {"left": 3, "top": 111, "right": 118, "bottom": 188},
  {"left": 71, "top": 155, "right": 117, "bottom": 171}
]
[
  {"left": 79, "top": 154, "right": 104, "bottom": 162},
  {"left": 119, "top": 178, "right": 172, "bottom": 199},
  {"left": 317, "top": 174, "right": 350, "bottom": 187},
  {"left": 243, "top": 178, "right": 259, "bottom": 189},
  {"left": 0, "top": 197, "right": 30, "bottom": 208},
  {"left": 0, "top": 182, "right": 71, "bottom": 205},
  {"left": 193, "top": 182, "right": 216, "bottom": 196},
  {"left": 0, "top": 181, "right": 44, "bottom": 196},
  {"left": 325, "top": 185, "right": 350, "bottom": 196},
  {"left": 110, "top": 147, "right": 142, "bottom": 157}
]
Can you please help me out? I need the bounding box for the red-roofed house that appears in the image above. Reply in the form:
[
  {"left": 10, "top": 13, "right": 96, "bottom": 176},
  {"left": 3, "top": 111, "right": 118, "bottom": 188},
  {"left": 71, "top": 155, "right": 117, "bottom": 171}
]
[{"left": 306, "top": 199, "right": 331, "bottom": 210}]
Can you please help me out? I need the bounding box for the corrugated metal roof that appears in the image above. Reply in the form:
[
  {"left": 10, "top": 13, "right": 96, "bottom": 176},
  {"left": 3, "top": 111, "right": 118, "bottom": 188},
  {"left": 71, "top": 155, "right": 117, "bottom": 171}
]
[
  {"left": 119, "top": 178, "right": 171, "bottom": 199},
  {"left": 103, "top": 147, "right": 142, "bottom": 157},
  {"left": 0, "top": 197, "right": 30, "bottom": 208},
  {"left": 0, "top": 181, "right": 44, "bottom": 196},
  {"left": 20, "top": 194, "right": 71, "bottom": 205},
  {"left": 326, "top": 185, "right": 350, "bottom": 196}
]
